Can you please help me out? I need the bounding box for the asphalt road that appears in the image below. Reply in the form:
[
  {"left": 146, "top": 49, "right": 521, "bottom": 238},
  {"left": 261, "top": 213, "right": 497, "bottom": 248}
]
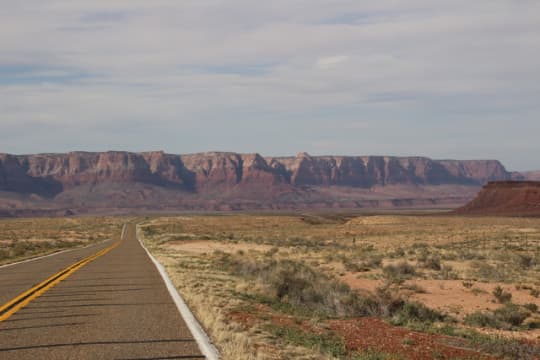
[
  {"left": 0, "top": 224, "right": 204, "bottom": 360},
  {"left": 0, "top": 239, "right": 115, "bottom": 306}
]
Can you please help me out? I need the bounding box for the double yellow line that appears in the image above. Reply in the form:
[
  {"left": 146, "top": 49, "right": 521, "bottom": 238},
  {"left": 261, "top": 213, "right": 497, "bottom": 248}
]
[{"left": 0, "top": 239, "right": 122, "bottom": 322}]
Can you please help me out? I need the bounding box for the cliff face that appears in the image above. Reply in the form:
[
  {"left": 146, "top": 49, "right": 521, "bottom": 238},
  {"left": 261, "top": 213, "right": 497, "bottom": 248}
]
[
  {"left": 0, "top": 151, "right": 513, "bottom": 198},
  {"left": 456, "top": 181, "right": 540, "bottom": 215},
  {"left": 266, "top": 154, "right": 511, "bottom": 187}
]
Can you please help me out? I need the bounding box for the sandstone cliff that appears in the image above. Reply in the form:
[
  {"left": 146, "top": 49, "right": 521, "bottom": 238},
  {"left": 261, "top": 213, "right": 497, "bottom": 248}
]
[
  {"left": 0, "top": 151, "right": 513, "bottom": 195},
  {"left": 0, "top": 151, "right": 526, "bottom": 214}
]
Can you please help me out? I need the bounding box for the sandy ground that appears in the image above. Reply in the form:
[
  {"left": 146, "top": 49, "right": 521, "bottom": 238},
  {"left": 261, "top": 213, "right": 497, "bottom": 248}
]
[
  {"left": 169, "top": 240, "right": 540, "bottom": 317},
  {"left": 341, "top": 275, "right": 540, "bottom": 314},
  {"left": 165, "top": 239, "right": 540, "bottom": 342},
  {"left": 163, "top": 240, "right": 272, "bottom": 254},
  {"left": 343, "top": 275, "right": 540, "bottom": 341}
]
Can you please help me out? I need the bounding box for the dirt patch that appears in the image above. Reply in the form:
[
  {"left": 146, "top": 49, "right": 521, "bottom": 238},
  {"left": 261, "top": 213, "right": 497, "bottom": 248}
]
[
  {"left": 409, "top": 280, "right": 540, "bottom": 315},
  {"left": 330, "top": 317, "right": 494, "bottom": 360},
  {"left": 343, "top": 276, "right": 539, "bottom": 315},
  {"left": 341, "top": 273, "right": 382, "bottom": 293},
  {"left": 343, "top": 275, "right": 540, "bottom": 341},
  {"left": 229, "top": 306, "right": 498, "bottom": 359}
]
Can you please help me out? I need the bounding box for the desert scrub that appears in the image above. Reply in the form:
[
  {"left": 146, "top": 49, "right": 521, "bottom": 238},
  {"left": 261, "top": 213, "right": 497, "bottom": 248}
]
[
  {"left": 353, "top": 350, "right": 404, "bottom": 360},
  {"left": 0, "top": 216, "right": 124, "bottom": 264},
  {"left": 492, "top": 286, "right": 512, "bottom": 304},
  {"left": 139, "top": 214, "right": 540, "bottom": 357},
  {"left": 455, "top": 329, "right": 540, "bottom": 360},
  {"left": 264, "top": 323, "right": 346, "bottom": 358},
  {"left": 382, "top": 261, "right": 416, "bottom": 284},
  {"left": 390, "top": 301, "right": 447, "bottom": 330},
  {"left": 215, "top": 254, "right": 374, "bottom": 318},
  {"left": 219, "top": 252, "right": 451, "bottom": 330},
  {"left": 464, "top": 304, "right": 530, "bottom": 330},
  {"left": 469, "top": 261, "right": 508, "bottom": 282},
  {"left": 342, "top": 254, "right": 382, "bottom": 273},
  {"left": 418, "top": 255, "right": 442, "bottom": 271}
]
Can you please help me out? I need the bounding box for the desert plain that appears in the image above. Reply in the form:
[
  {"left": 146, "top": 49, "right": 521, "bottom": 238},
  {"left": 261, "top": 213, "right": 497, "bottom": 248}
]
[
  {"left": 1, "top": 212, "right": 540, "bottom": 359},
  {"left": 135, "top": 213, "right": 540, "bottom": 359}
]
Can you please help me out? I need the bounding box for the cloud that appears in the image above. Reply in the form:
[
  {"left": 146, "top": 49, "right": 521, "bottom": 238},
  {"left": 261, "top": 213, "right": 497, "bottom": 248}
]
[
  {"left": 316, "top": 56, "right": 349, "bottom": 69},
  {"left": 0, "top": 1, "right": 539, "bottom": 170}
]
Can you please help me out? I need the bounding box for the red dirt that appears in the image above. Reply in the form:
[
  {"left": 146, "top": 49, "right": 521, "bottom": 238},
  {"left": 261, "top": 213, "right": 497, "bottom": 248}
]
[
  {"left": 329, "top": 317, "right": 494, "bottom": 360},
  {"left": 229, "top": 305, "right": 496, "bottom": 359}
]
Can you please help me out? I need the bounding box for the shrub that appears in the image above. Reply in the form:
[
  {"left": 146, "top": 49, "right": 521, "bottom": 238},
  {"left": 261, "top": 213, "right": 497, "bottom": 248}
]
[
  {"left": 464, "top": 311, "right": 500, "bottom": 329},
  {"left": 382, "top": 261, "right": 416, "bottom": 284},
  {"left": 523, "top": 303, "right": 538, "bottom": 313},
  {"left": 420, "top": 256, "right": 441, "bottom": 271},
  {"left": 265, "top": 324, "right": 346, "bottom": 357},
  {"left": 516, "top": 254, "right": 535, "bottom": 269},
  {"left": 466, "top": 331, "right": 540, "bottom": 360},
  {"left": 464, "top": 304, "right": 529, "bottom": 330},
  {"left": 492, "top": 286, "right": 512, "bottom": 304},
  {"left": 0, "top": 249, "right": 9, "bottom": 260},
  {"left": 391, "top": 301, "right": 446, "bottom": 327},
  {"left": 439, "top": 265, "right": 459, "bottom": 280},
  {"left": 343, "top": 255, "right": 382, "bottom": 273},
  {"left": 493, "top": 304, "right": 529, "bottom": 327},
  {"left": 217, "top": 255, "right": 377, "bottom": 317},
  {"left": 390, "top": 247, "right": 405, "bottom": 258},
  {"left": 371, "top": 285, "right": 406, "bottom": 317},
  {"left": 265, "top": 246, "right": 279, "bottom": 257},
  {"left": 470, "top": 262, "right": 505, "bottom": 281},
  {"left": 217, "top": 254, "right": 446, "bottom": 328},
  {"left": 401, "top": 283, "right": 426, "bottom": 294}
]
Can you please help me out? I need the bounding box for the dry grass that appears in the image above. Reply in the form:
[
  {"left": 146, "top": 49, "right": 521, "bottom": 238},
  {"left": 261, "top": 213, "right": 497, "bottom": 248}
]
[
  {"left": 0, "top": 216, "right": 125, "bottom": 265},
  {"left": 139, "top": 214, "right": 540, "bottom": 359}
]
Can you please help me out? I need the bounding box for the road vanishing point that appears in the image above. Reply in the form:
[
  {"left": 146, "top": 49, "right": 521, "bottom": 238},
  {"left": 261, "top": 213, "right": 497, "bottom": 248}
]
[{"left": 0, "top": 224, "right": 206, "bottom": 360}]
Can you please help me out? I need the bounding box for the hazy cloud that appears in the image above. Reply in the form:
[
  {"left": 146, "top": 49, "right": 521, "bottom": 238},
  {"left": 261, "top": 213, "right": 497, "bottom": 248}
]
[
  {"left": 0, "top": 1, "right": 539, "bottom": 170},
  {"left": 316, "top": 56, "right": 349, "bottom": 69}
]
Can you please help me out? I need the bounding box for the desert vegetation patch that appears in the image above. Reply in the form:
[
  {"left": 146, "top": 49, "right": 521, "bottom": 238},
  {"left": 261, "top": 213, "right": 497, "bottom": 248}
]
[
  {"left": 0, "top": 216, "right": 124, "bottom": 265},
  {"left": 139, "top": 214, "right": 540, "bottom": 359}
]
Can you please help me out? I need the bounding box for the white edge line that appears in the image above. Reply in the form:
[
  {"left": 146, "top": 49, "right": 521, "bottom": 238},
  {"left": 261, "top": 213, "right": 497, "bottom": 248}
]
[
  {"left": 136, "top": 226, "right": 220, "bottom": 360},
  {"left": 0, "top": 237, "right": 114, "bottom": 269}
]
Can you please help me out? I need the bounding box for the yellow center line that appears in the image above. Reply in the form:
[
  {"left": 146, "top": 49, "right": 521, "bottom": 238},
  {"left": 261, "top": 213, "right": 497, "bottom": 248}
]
[{"left": 0, "top": 239, "right": 122, "bottom": 322}]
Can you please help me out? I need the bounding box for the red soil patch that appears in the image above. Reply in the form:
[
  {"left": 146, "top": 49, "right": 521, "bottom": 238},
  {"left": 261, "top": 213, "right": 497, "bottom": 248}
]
[
  {"left": 330, "top": 317, "right": 493, "bottom": 360},
  {"left": 229, "top": 305, "right": 497, "bottom": 359}
]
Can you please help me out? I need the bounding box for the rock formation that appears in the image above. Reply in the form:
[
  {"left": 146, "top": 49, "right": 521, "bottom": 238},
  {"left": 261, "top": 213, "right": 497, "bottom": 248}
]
[
  {"left": 0, "top": 150, "right": 531, "bottom": 215},
  {"left": 455, "top": 181, "right": 540, "bottom": 215}
]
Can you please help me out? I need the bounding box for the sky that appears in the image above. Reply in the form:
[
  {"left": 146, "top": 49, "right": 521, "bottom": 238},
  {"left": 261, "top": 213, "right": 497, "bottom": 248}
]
[{"left": 1, "top": 1, "right": 539, "bottom": 171}]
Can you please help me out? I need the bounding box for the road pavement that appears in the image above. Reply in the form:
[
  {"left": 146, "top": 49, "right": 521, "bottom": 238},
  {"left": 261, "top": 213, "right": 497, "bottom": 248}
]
[{"left": 0, "top": 224, "right": 204, "bottom": 359}]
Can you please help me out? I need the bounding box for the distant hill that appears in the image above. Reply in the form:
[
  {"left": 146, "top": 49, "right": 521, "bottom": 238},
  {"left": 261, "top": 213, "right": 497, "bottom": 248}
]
[
  {"left": 455, "top": 181, "right": 540, "bottom": 216},
  {"left": 0, "top": 151, "right": 532, "bottom": 216},
  {"left": 521, "top": 171, "right": 540, "bottom": 181}
]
